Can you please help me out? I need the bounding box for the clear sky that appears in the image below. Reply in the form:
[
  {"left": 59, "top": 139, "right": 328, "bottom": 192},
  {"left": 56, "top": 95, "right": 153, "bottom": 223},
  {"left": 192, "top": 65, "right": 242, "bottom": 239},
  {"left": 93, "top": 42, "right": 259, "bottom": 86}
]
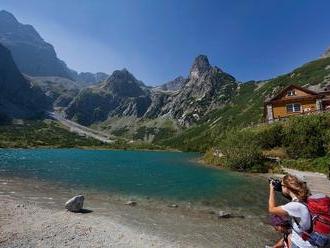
[{"left": 1, "top": 0, "right": 330, "bottom": 85}]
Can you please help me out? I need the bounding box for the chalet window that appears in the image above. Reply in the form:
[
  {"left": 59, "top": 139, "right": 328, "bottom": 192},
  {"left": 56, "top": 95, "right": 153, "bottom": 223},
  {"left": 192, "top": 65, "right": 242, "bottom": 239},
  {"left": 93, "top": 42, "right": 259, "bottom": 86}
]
[
  {"left": 287, "top": 90, "right": 296, "bottom": 96},
  {"left": 287, "top": 103, "right": 301, "bottom": 113}
]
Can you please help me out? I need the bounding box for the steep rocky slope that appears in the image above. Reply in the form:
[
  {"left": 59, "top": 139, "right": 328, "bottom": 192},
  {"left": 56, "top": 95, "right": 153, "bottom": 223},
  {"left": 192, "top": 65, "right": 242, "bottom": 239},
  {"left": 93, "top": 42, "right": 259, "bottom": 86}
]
[
  {"left": 0, "top": 10, "right": 76, "bottom": 79},
  {"left": 0, "top": 10, "right": 108, "bottom": 85},
  {"left": 0, "top": 43, "right": 50, "bottom": 121}
]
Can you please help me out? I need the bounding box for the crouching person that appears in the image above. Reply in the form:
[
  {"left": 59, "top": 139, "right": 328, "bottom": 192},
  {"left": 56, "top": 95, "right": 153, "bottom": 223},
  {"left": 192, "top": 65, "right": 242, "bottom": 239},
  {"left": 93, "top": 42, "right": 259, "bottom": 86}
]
[{"left": 268, "top": 174, "right": 315, "bottom": 248}]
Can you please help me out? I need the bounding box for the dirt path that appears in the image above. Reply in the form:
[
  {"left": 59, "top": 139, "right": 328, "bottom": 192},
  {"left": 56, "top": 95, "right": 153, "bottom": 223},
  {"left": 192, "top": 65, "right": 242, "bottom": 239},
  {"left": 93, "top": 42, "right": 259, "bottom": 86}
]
[{"left": 48, "top": 111, "right": 114, "bottom": 144}]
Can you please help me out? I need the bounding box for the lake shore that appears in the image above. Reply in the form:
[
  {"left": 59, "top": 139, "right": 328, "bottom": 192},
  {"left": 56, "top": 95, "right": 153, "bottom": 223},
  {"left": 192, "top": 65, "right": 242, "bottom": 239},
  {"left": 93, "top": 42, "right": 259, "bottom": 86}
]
[
  {"left": 1, "top": 168, "right": 328, "bottom": 248},
  {"left": 0, "top": 175, "right": 278, "bottom": 248},
  {"left": 198, "top": 156, "right": 330, "bottom": 196},
  {"left": 0, "top": 195, "right": 168, "bottom": 248}
]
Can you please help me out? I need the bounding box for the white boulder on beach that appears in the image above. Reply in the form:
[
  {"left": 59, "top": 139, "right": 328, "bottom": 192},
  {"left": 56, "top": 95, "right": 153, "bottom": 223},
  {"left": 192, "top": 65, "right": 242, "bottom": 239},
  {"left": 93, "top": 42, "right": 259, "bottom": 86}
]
[{"left": 65, "top": 195, "right": 84, "bottom": 212}]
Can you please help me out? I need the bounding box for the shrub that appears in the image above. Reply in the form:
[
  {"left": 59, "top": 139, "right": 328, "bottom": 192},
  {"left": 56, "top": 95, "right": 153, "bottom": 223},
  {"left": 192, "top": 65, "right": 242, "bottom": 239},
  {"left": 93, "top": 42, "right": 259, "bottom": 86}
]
[
  {"left": 281, "top": 156, "right": 330, "bottom": 175},
  {"left": 219, "top": 129, "right": 267, "bottom": 172},
  {"left": 282, "top": 115, "right": 328, "bottom": 159},
  {"left": 255, "top": 123, "right": 283, "bottom": 149},
  {"left": 263, "top": 147, "right": 288, "bottom": 159}
]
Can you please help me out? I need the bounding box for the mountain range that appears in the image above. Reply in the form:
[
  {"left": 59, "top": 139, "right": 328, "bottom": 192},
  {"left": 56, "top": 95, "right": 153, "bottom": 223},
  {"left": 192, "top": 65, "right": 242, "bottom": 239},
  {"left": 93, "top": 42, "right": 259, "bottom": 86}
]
[
  {"left": 1, "top": 10, "right": 330, "bottom": 148},
  {"left": 65, "top": 55, "right": 238, "bottom": 128}
]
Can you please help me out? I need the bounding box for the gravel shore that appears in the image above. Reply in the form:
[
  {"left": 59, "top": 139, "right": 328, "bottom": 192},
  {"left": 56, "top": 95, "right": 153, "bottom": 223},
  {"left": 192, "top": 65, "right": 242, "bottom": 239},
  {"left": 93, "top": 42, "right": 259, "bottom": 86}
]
[
  {"left": 0, "top": 176, "right": 278, "bottom": 248},
  {"left": 1, "top": 166, "right": 328, "bottom": 247},
  {"left": 0, "top": 195, "right": 178, "bottom": 248}
]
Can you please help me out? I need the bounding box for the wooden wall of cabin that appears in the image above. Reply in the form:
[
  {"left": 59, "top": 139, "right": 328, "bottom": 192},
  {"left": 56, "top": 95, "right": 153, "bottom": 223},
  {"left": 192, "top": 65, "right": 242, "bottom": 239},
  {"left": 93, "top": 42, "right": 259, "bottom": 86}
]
[{"left": 272, "top": 99, "right": 317, "bottom": 119}]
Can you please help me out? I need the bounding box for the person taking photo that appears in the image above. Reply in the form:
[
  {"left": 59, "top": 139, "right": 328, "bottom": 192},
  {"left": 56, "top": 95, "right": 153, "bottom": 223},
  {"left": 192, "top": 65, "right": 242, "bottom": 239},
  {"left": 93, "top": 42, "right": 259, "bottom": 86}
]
[{"left": 268, "top": 174, "right": 315, "bottom": 248}]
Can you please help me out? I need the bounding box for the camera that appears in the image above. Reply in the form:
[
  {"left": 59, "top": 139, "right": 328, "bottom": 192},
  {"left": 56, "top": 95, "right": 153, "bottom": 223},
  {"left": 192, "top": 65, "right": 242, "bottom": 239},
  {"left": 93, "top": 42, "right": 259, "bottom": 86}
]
[{"left": 268, "top": 177, "right": 282, "bottom": 192}]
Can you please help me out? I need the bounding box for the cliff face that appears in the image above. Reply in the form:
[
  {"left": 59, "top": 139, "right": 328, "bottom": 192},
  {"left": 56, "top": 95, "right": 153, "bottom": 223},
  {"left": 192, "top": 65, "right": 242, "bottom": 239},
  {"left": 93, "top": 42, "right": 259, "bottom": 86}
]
[
  {"left": 0, "top": 43, "right": 50, "bottom": 120},
  {"left": 0, "top": 10, "right": 109, "bottom": 84},
  {"left": 153, "top": 55, "right": 238, "bottom": 126},
  {"left": 0, "top": 10, "right": 77, "bottom": 80}
]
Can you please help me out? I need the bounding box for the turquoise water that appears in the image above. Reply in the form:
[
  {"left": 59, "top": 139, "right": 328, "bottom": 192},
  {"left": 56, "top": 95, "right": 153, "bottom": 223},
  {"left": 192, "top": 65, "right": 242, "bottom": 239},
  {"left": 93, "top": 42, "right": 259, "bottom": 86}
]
[{"left": 0, "top": 149, "right": 269, "bottom": 210}]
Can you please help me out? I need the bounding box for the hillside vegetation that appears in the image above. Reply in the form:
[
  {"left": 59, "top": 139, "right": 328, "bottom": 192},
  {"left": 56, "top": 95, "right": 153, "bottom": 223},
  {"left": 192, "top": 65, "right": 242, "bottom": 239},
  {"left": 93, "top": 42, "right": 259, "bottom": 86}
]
[
  {"left": 159, "top": 57, "right": 330, "bottom": 153},
  {"left": 203, "top": 113, "right": 330, "bottom": 174},
  {"left": 0, "top": 119, "right": 163, "bottom": 150}
]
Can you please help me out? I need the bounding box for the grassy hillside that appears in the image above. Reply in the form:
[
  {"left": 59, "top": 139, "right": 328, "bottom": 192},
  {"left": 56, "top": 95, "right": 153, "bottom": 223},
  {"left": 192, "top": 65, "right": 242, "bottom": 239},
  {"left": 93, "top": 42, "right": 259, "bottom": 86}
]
[
  {"left": 159, "top": 57, "right": 330, "bottom": 152},
  {"left": 0, "top": 119, "right": 165, "bottom": 150},
  {"left": 202, "top": 113, "right": 330, "bottom": 174},
  {"left": 91, "top": 116, "right": 179, "bottom": 143},
  {"left": 0, "top": 119, "right": 105, "bottom": 148}
]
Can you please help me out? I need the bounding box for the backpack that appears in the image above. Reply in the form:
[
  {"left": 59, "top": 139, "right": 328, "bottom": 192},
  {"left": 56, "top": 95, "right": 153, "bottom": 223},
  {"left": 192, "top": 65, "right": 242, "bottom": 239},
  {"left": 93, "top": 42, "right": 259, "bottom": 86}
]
[{"left": 301, "top": 193, "right": 330, "bottom": 247}]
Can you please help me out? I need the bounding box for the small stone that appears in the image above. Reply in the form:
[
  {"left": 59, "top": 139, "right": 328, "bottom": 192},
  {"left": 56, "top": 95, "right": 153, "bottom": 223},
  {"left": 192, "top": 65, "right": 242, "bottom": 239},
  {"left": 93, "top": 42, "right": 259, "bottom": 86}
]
[
  {"left": 217, "top": 211, "right": 232, "bottom": 219},
  {"left": 168, "top": 204, "right": 178, "bottom": 208},
  {"left": 65, "top": 195, "right": 84, "bottom": 212},
  {"left": 125, "top": 200, "right": 137, "bottom": 206}
]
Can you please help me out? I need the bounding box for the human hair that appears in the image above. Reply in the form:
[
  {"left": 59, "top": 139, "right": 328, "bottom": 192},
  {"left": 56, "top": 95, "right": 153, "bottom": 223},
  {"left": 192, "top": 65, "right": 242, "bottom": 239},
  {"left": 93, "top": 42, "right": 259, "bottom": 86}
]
[{"left": 282, "top": 174, "right": 310, "bottom": 202}]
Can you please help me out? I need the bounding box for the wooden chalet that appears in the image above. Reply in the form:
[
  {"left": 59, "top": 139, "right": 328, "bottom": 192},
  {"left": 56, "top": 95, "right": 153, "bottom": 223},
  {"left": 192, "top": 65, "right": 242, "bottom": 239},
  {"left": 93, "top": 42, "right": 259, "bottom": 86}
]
[{"left": 264, "top": 84, "right": 330, "bottom": 123}]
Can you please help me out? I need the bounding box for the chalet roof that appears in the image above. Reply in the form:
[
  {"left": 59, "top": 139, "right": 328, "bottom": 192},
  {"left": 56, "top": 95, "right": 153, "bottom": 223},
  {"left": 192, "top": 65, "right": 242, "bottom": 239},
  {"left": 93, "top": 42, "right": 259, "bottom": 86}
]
[{"left": 265, "top": 84, "right": 320, "bottom": 104}]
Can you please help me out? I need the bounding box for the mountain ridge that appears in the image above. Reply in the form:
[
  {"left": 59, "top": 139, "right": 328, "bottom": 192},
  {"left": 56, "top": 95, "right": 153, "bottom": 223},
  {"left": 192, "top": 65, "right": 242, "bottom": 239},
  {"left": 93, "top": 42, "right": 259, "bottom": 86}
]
[
  {"left": 65, "top": 55, "right": 238, "bottom": 128},
  {"left": 0, "top": 43, "right": 50, "bottom": 121},
  {"left": 0, "top": 10, "right": 108, "bottom": 84}
]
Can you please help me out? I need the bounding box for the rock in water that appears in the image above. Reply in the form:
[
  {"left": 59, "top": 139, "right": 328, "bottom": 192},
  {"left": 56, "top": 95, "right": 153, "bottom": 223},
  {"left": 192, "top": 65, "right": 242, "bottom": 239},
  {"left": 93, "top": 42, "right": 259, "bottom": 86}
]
[{"left": 65, "top": 195, "right": 84, "bottom": 212}]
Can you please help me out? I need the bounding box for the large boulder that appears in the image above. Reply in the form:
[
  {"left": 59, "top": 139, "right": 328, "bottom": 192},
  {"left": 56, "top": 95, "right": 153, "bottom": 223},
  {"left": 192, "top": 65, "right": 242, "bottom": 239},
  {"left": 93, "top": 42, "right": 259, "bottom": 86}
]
[{"left": 65, "top": 195, "right": 84, "bottom": 212}]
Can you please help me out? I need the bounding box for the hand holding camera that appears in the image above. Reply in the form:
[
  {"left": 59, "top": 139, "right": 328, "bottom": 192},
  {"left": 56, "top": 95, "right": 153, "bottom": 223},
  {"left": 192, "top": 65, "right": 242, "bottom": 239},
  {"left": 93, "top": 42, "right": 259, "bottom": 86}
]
[{"left": 268, "top": 177, "right": 282, "bottom": 192}]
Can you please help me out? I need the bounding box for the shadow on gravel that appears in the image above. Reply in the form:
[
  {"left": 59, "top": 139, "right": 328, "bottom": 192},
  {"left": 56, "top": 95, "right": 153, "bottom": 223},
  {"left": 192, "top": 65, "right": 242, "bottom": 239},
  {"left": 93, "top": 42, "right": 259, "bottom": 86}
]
[{"left": 79, "top": 209, "right": 93, "bottom": 214}]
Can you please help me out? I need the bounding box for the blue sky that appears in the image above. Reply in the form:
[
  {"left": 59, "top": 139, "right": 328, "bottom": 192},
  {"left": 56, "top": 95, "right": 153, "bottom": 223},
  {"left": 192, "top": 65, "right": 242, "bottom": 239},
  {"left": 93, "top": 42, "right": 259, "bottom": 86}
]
[{"left": 1, "top": 0, "right": 330, "bottom": 85}]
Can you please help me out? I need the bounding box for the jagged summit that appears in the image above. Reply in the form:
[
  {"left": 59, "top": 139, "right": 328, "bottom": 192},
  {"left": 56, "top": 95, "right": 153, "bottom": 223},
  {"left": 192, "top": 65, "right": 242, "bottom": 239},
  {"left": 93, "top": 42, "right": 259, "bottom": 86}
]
[
  {"left": 102, "top": 69, "right": 145, "bottom": 97},
  {"left": 105, "top": 68, "right": 138, "bottom": 86},
  {"left": 0, "top": 10, "right": 75, "bottom": 79},
  {"left": 0, "top": 10, "right": 18, "bottom": 23},
  {"left": 65, "top": 68, "right": 152, "bottom": 125},
  {"left": 190, "top": 55, "right": 211, "bottom": 79}
]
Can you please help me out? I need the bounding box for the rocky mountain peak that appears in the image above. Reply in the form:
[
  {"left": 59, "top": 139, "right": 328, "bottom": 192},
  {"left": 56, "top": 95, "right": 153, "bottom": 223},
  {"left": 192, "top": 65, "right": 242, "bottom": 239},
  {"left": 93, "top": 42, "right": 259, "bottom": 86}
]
[
  {"left": 0, "top": 10, "right": 76, "bottom": 80},
  {"left": 0, "top": 10, "right": 18, "bottom": 24},
  {"left": 111, "top": 68, "right": 130, "bottom": 78},
  {"left": 190, "top": 55, "right": 211, "bottom": 79},
  {"left": 103, "top": 69, "right": 145, "bottom": 97},
  {"left": 0, "top": 10, "right": 42, "bottom": 42}
]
